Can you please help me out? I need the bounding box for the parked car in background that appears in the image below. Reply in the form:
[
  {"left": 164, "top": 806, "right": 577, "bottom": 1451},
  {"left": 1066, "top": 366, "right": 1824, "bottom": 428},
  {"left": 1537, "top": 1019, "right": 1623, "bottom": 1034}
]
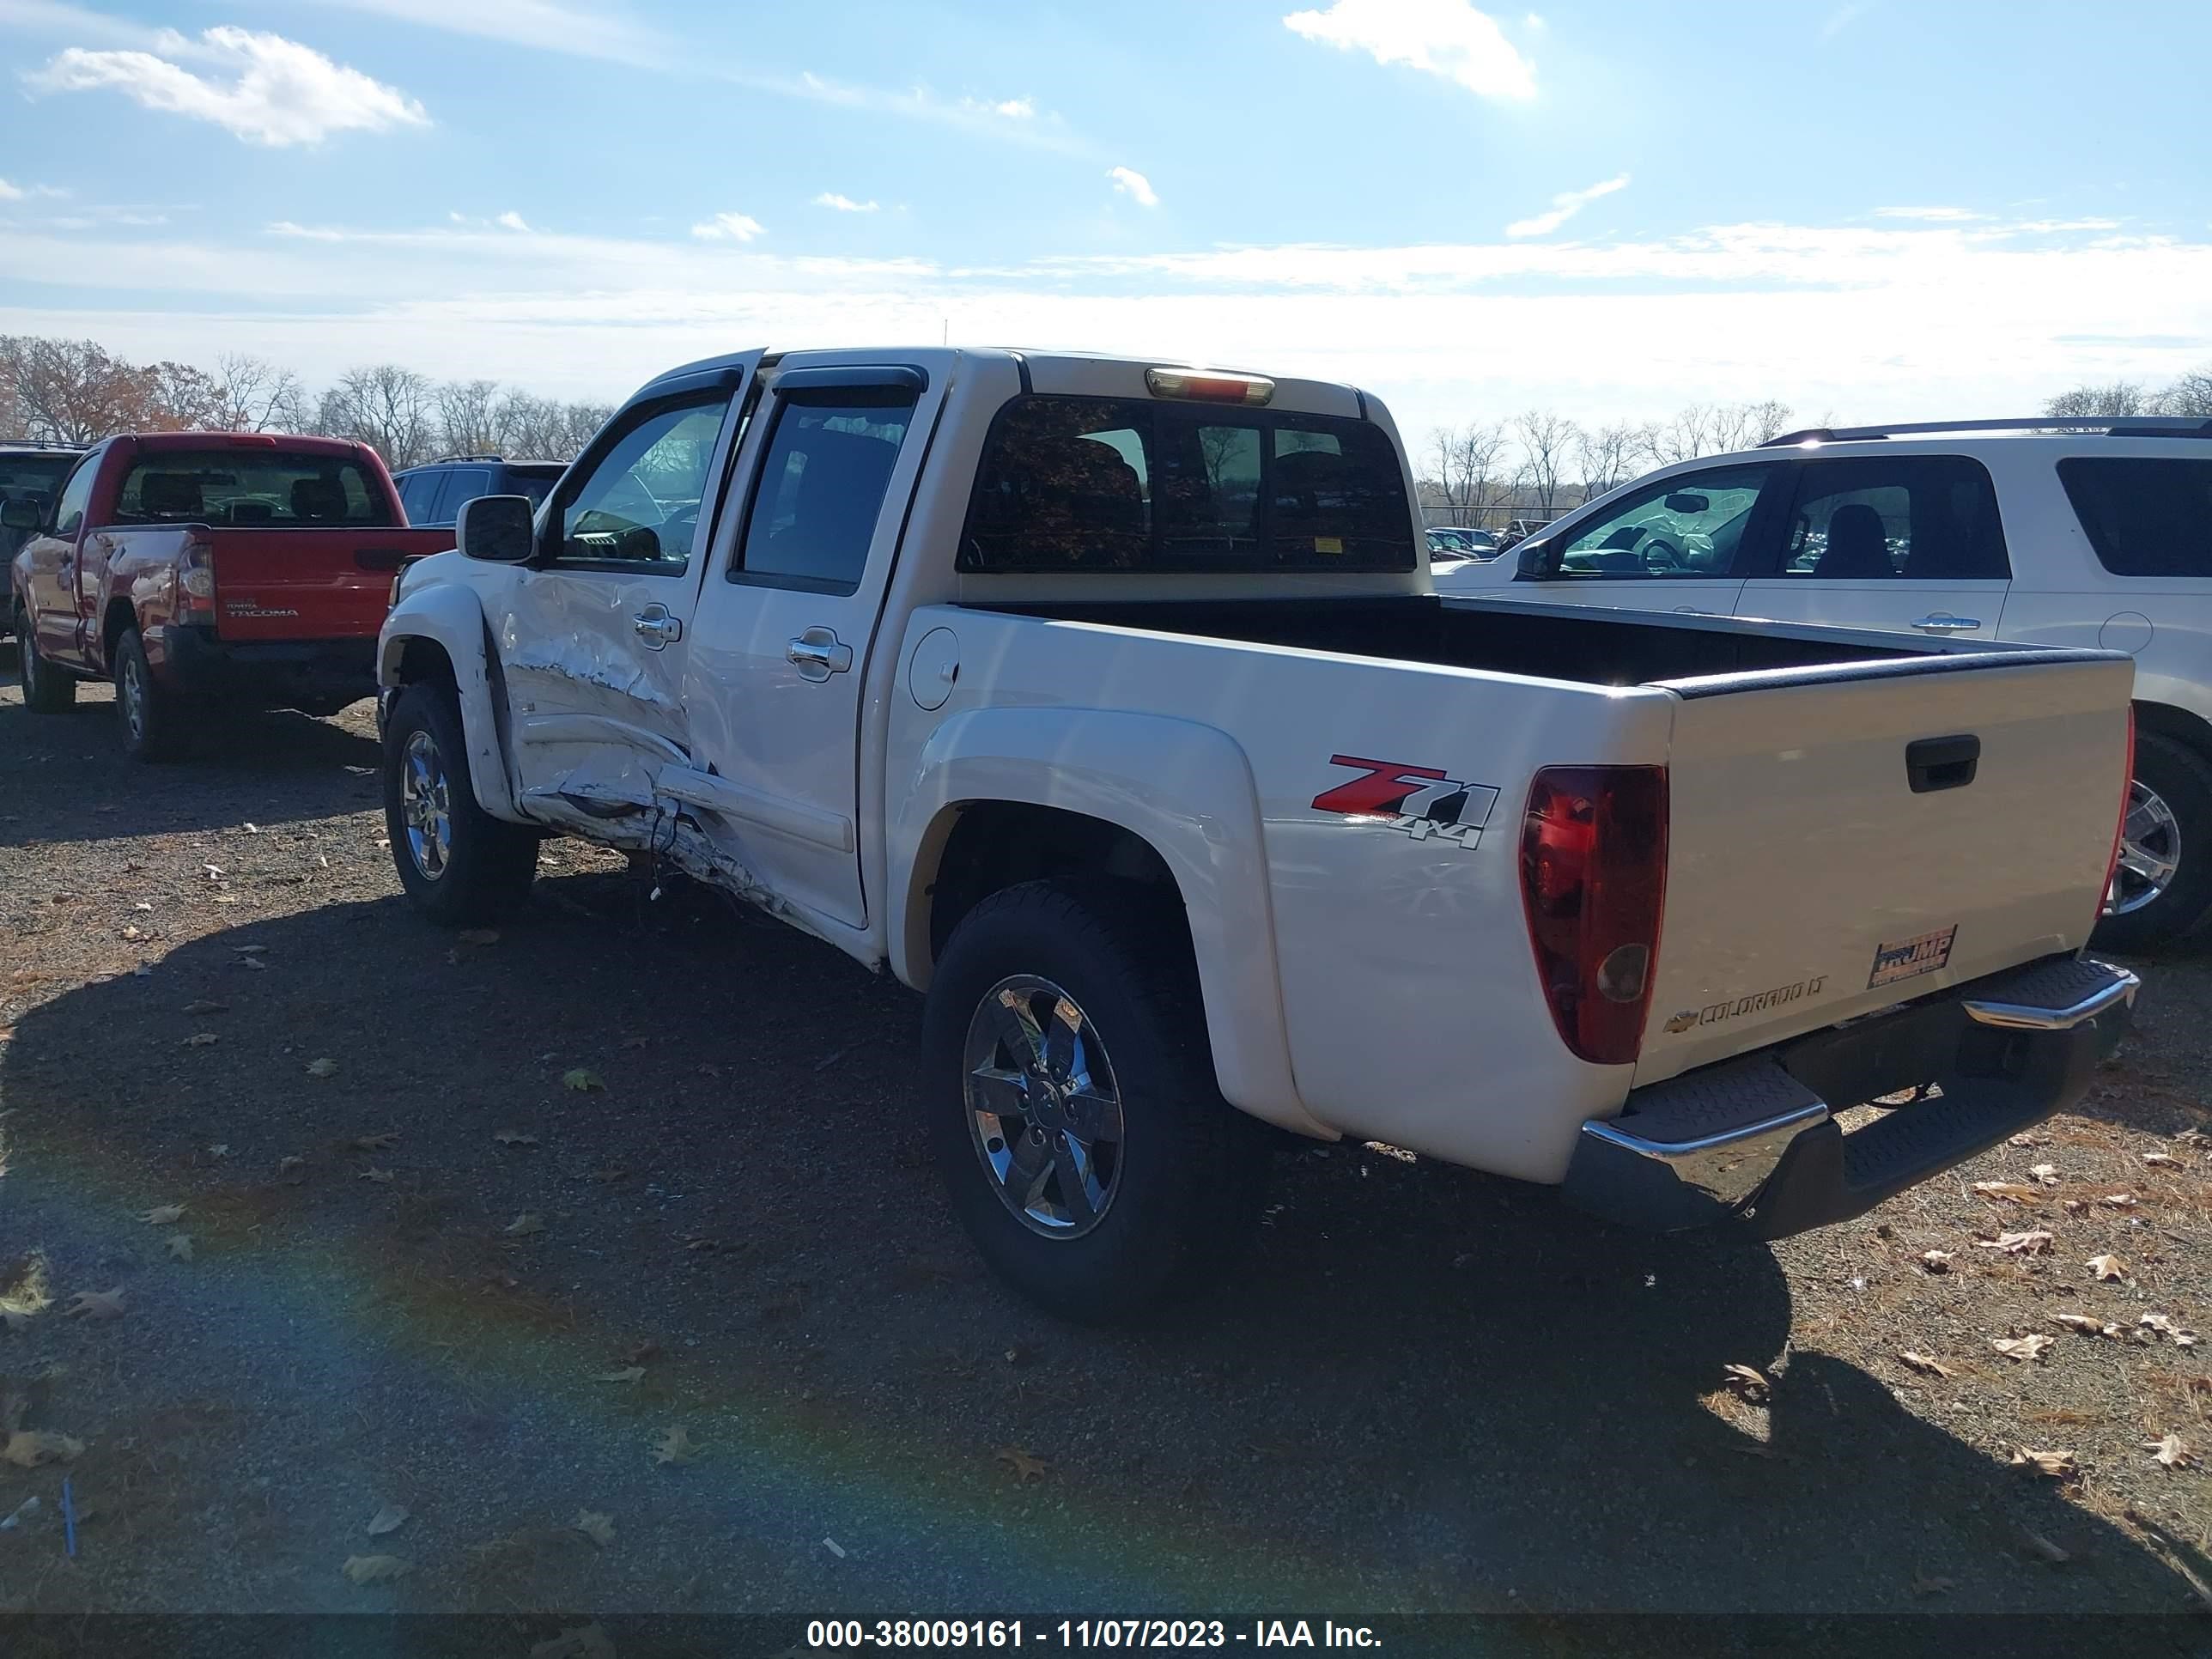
[
  {"left": 7, "top": 433, "right": 453, "bottom": 758},
  {"left": 377, "top": 346, "right": 2135, "bottom": 1322},
  {"left": 0, "top": 441, "right": 86, "bottom": 636},
  {"left": 1497, "top": 517, "right": 1553, "bottom": 550},
  {"left": 1425, "top": 526, "right": 1500, "bottom": 561},
  {"left": 1454, "top": 416, "right": 2212, "bottom": 948},
  {"left": 392, "top": 453, "right": 568, "bottom": 528}
]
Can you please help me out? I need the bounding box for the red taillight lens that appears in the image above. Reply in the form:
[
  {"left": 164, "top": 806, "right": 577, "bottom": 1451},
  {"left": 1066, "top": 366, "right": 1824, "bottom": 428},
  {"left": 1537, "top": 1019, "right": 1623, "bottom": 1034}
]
[
  {"left": 1519, "top": 765, "right": 1669, "bottom": 1066},
  {"left": 2097, "top": 708, "right": 2136, "bottom": 930},
  {"left": 176, "top": 533, "right": 216, "bottom": 624}
]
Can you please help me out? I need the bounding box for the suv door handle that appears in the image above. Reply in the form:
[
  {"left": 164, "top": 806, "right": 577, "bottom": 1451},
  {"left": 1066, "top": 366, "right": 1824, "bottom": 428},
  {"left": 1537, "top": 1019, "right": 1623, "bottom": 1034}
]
[
  {"left": 787, "top": 626, "right": 854, "bottom": 681},
  {"left": 633, "top": 607, "right": 683, "bottom": 647},
  {"left": 1911, "top": 613, "right": 1982, "bottom": 633}
]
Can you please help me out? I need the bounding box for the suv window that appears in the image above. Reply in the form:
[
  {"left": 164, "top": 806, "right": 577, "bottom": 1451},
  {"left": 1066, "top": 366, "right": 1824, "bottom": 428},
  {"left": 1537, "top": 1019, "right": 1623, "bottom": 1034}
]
[
  {"left": 114, "top": 450, "right": 392, "bottom": 528},
  {"left": 959, "top": 396, "right": 1414, "bottom": 573},
  {"left": 1772, "top": 456, "right": 2008, "bottom": 580},
  {"left": 396, "top": 470, "right": 445, "bottom": 524},
  {"left": 733, "top": 388, "right": 916, "bottom": 593},
  {"left": 554, "top": 395, "right": 732, "bottom": 573},
  {"left": 0, "top": 453, "right": 75, "bottom": 510},
  {"left": 1547, "top": 465, "right": 1773, "bottom": 579},
  {"left": 2057, "top": 458, "right": 2212, "bottom": 578},
  {"left": 430, "top": 466, "right": 493, "bottom": 526},
  {"left": 48, "top": 454, "right": 99, "bottom": 537}
]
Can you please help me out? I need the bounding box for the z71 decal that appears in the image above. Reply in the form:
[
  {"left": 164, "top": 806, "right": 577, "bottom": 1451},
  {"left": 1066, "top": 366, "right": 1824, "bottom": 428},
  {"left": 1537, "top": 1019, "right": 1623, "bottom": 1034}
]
[
  {"left": 1311, "top": 755, "right": 1500, "bottom": 850},
  {"left": 1869, "top": 925, "right": 1958, "bottom": 989}
]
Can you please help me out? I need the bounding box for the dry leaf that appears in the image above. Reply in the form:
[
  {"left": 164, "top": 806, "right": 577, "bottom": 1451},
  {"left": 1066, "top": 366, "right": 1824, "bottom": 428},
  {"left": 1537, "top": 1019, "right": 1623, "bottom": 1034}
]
[
  {"left": 1992, "top": 1334, "right": 2056, "bottom": 1362},
  {"left": 1900, "top": 1350, "right": 1953, "bottom": 1378},
  {"left": 503, "top": 1212, "right": 546, "bottom": 1237},
  {"left": 165, "top": 1235, "right": 194, "bottom": 1262},
  {"left": 3, "top": 1431, "right": 85, "bottom": 1468},
  {"left": 573, "top": 1510, "right": 616, "bottom": 1547},
  {"left": 232, "top": 943, "right": 267, "bottom": 955},
  {"left": 354, "top": 1133, "right": 398, "bottom": 1152},
  {"left": 2099, "top": 1193, "right": 2138, "bottom": 1209},
  {"left": 2087, "top": 1253, "right": 2128, "bottom": 1281},
  {"left": 562, "top": 1068, "right": 604, "bottom": 1093},
  {"left": 1972, "top": 1181, "right": 2041, "bottom": 1203},
  {"left": 531, "top": 1624, "right": 616, "bottom": 1659},
  {"left": 119, "top": 925, "right": 143, "bottom": 942},
  {"left": 2145, "top": 1432, "right": 2196, "bottom": 1469},
  {"left": 182, "top": 1032, "right": 220, "bottom": 1048},
  {"left": 340, "top": 1554, "right": 410, "bottom": 1586},
  {"left": 180, "top": 1000, "right": 227, "bottom": 1016},
  {"left": 2139, "top": 1313, "right": 2192, "bottom": 1342},
  {"left": 1911, "top": 1571, "right": 1954, "bottom": 1597},
  {"left": 358, "top": 1168, "right": 394, "bottom": 1185},
  {"left": 277, "top": 1154, "right": 306, "bottom": 1175},
  {"left": 2028, "top": 1163, "right": 2060, "bottom": 1186},
  {"left": 2051, "top": 1313, "right": 2114, "bottom": 1338},
  {"left": 1978, "top": 1231, "right": 2053, "bottom": 1256},
  {"left": 2142, "top": 1151, "right": 2186, "bottom": 1169},
  {"left": 2008, "top": 1446, "right": 2079, "bottom": 1479},
  {"left": 653, "top": 1425, "right": 696, "bottom": 1467},
  {"left": 306, "top": 1057, "right": 338, "bottom": 1078},
  {"left": 137, "top": 1205, "right": 185, "bottom": 1225},
  {"left": 1721, "top": 1363, "right": 1771, "bottom": 1403},
  {"left": 367, "top": 1504, "right": 409, "bottom": 1536},
  {"left": 457, "top": 928, "right": 501, "bottom": 947},
  {"left": 2020, "top": 1529, "right": 2071, "bottom": 1565},
  {"left": 595, "top": 1367, "right": 646, "bottom": 1385},
  {"left": 1919, "top": 1250, "right": 1953, "bottom": 1274},
  {"left": 64, "top": 1289, "right": 125, "bottom": 1321},
  {"left": 493, "top": 1129, "right": 538, "bottom": 1147},
  {"left": 996, "top": 1445, "right": 1050, "bottom": 1483}
]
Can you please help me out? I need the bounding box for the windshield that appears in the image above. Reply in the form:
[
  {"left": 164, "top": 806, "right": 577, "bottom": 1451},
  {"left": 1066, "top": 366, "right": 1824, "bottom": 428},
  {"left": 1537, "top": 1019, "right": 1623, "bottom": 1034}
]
[
  {"left": 113, "top": 450, "right": 396, "bottom": 528},
  {"left": 0, "top": 453, "right": 75, "bottom": 504}
]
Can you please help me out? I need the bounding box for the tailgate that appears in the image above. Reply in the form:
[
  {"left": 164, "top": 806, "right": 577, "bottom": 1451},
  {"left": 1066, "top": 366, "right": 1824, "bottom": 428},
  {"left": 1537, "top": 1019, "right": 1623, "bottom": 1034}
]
[
  {"left": 1637, "top": 652, "right": 2133, "bottom": 1085},
  {"left": 210, "top": 529, "right": 444, "bottom": 641}
]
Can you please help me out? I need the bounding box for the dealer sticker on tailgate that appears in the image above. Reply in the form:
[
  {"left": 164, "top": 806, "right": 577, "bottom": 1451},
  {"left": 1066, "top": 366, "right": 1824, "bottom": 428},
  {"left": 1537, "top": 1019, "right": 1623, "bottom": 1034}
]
[{"left": 1868, "top": 925, "right": 1958, "bottom": 990}]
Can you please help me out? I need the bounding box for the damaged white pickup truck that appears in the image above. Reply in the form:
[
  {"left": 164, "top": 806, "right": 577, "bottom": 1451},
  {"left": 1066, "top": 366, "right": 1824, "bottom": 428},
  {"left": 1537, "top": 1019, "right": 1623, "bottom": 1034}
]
[{"left": 378, "top": 347, "right": 2139, "bottom": 1322}]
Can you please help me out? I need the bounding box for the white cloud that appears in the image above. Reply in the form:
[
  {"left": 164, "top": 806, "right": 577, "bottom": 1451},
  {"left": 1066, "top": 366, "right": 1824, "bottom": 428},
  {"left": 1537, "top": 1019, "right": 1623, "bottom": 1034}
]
[
  {"left": 813, "top": 192, "right": 880, "bottom": 214},
  {"left": 1820, "top": 3, "right": 1864, "bottom": 40},
  {"left": 1875, "top": 205, "right": 1982, "bottom": 222},
  {"left": 964, "top": 94, "right": 1033, "bottom": 118},
  {"left": 690, "top": 211, "right": 764, "bottom": 242},
  {"left": 0, "top": 179, "right": 21, "bottom": 200},
  {"left": 1285, "top": 0, "right": 1535, "bottom": 100},
  {"left": 495, "top": 210, "right": 531, "bottom": 231},
  {"left": 27, "top": 26, "right": 428, "bottom": 146},
  {"left": 1108, "top": 167, "right": 1159, "bottom": 208},
  {"left": 1504, "top": 173, "right": 1629, "bottom": 238}
]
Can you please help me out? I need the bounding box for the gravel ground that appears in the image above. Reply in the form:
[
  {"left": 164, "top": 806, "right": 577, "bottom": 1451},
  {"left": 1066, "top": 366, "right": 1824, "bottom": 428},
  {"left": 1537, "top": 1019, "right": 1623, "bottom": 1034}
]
[{"left": 2, "top": 661, "right": 2209, "bottom": 1636}]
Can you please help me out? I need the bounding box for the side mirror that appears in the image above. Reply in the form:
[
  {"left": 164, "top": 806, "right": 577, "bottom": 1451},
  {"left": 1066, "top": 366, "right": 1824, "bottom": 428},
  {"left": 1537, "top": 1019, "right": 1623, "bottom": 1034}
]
[
  {"left": 0, "top": 496, "right": 44, "bottom": 532},
  {"left": 1516, "top": 537, "right": 1558, "bottom": 579},
  {"left": 457, "top": 494, "right": 536, "bottom": 564}
]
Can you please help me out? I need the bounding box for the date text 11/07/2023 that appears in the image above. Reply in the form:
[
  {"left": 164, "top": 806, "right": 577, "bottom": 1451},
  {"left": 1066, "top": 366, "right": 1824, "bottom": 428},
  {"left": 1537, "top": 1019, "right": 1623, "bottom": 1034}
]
[{"left": 805, "top": 1620, "right": 1384, "bottom": 1649}]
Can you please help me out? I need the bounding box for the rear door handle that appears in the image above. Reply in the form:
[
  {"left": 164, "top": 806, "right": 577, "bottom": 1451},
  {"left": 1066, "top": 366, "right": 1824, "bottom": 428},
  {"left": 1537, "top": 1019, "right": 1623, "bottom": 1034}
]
[
  {"left": 787, "top": 627, "right": 854, "bottom": 681},
  {"left": 1911, "top": 613, "right": 1981, "bottom": 633}
]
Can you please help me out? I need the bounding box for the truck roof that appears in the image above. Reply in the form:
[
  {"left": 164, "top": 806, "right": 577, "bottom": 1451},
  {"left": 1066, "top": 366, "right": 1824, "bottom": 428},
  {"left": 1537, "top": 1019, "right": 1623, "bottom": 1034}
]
[{"left": 122, "top": 431, "right": 379, "bottom": 459}]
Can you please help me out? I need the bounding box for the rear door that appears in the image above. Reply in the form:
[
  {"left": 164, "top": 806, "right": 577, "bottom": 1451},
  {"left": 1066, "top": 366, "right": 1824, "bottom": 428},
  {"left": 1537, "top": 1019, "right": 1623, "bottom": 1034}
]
[
  {"left": 492, "top": 356, "right": 760, "bottom": 817},
  {"left": 683, "top": 361, "right": 943, "bottom": 930},
  {"left": 1734, "top": 454, "right": 2013, "bottom": 640},
  {"left": 1637, "top": 651, "right": 2133, "bottom": 1085},
  {"left": 1504, "top": 463, "right": 1785, "bottom": 617}
]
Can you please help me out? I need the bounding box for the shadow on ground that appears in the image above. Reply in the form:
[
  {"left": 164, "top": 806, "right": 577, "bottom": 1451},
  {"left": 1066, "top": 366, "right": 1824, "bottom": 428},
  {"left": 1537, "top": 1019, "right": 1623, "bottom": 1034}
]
[{"left": 4, "top": 869, "right": 2205, "bottom": 1618}]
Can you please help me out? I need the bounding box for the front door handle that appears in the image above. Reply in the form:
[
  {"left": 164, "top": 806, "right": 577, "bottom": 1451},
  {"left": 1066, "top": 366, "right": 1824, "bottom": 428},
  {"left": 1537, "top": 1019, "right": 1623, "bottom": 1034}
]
[
  {"left": 633, "top": 607, "right": 683, "bottom": 647},
  {"left": 1911, "top": 613, "right": 1982, "bottom": 634},
  {"left": 787, "top": 626, "right": 854, "bottom": 681}
]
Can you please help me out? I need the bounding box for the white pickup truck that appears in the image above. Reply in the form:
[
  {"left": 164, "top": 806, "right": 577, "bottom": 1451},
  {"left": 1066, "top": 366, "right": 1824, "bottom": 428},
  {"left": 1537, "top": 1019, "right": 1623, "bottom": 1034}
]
[{"left": 377, "top": 348, "right": 2139, "bottom": 1322}]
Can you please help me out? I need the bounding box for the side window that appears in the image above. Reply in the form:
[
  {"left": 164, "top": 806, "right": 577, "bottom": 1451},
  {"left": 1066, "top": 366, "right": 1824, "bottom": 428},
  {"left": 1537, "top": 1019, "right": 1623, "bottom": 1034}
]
[
  {"left": 1776, "top": 456, "right": 2008, "bottom": 581},
  {"left": 435, "top": 467, "right": 493, "bottom": 526},
  {"left": 2057, "top": 458, "right": 2212, "bottom": 578},
  {"left": 552, "top": 394, "right": 732, "bottom": 573},
  {"left": 732, "top": 388, "right": 916, "bottom": 593},
  {"left": 396, "top": 471, "right": 445, "bottom": 524},
  {"left": 51, "top": 455, "right": 99, "bottom": 537},
  {"left": 1551, "top": 465, "right": 1773, "bottom": 579}
]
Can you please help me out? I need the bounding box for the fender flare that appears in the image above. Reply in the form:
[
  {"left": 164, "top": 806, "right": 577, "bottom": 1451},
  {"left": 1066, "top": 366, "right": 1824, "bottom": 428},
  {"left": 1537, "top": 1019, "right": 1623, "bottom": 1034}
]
[
  {"left": 889, "top": 705, "right": 1328, "bottom": 1139},
  {"left": 378, "top": 585, "right": 526, "bottom": 823}
]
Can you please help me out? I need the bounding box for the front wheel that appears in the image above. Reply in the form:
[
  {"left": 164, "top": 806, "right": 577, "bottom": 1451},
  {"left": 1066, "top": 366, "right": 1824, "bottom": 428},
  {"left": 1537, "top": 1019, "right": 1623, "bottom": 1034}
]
[
  {"left": 2094, "top": 731, "right": 2212, "bottom": 951},
  {"left": 381, "top": 683, "right": 538, "bottom": 925},
  {"left": 15, "top": 606, "right": 76, "bottom": 713},
  {"left": 921, "top": 880, "right": 1267, "bottom": 1325}
]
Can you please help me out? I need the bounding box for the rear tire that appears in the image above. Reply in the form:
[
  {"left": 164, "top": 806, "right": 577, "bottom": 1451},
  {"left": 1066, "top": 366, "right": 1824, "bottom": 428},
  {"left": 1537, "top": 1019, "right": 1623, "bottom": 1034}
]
[
  {"left": 15, "top": 606, "right": 76, "bottom": 713},
  {"left": 2094, "top": 731, "right": 2212, "bottom": 952},
  {"left": 382, "top": 681, "right": 538, "bottom": 925},
  {"left": 921, "top": 879, "right": 1267, "bottom": 1325},
  {"left": 113, "top": 628, "right": 181, "bottom": 761}
]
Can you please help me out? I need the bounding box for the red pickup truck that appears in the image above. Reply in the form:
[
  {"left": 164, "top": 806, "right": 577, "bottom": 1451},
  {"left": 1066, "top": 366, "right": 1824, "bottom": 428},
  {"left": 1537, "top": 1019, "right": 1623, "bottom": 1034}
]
[{"left": 5, "top": 433, "right": 451, "bottom": 759}]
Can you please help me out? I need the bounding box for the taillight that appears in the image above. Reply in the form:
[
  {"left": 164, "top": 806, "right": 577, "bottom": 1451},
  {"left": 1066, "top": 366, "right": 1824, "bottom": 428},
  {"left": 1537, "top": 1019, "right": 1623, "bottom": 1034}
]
[
  {"left": 1519, "top": 765, "right": 1669, "bottom": 1066},
  {"left": 2097, "top": 708, "right": 2136, "bottom": 931},
  {"left": 176, "top": 533, "right": 216, "bottom": 624}
]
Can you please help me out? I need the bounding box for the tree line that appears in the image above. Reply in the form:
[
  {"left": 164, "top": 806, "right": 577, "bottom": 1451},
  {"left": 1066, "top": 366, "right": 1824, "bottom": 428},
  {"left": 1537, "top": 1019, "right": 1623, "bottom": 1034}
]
[{"left": 0, "top": 334, "right": 616, "bottom": 471}]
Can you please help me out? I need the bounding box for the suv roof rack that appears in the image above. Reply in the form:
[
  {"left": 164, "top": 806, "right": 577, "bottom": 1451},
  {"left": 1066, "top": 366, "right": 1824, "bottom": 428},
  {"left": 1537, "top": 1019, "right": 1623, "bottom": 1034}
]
[
  {"left": 1764, "top": 416, "right": 2212, "bottom": 447},
  {"left": 422, "top": 452, "right": 505, "bottom": 465},
  {"left": 0, "top": 438, "right": 88, "bottom": 452}
]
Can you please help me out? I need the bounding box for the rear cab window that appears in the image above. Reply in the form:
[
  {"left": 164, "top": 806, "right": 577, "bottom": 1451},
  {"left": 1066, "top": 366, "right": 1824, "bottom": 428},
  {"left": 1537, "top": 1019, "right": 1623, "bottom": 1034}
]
[
  {"left": 114, "top": 450, "right": 395, "bottom": 529},
  {"left": 2058, "top": 458, "right": 2212, "bottom": 577},
  {"left": 959, "top": 396, "right": 1414, "bottom": 573}
]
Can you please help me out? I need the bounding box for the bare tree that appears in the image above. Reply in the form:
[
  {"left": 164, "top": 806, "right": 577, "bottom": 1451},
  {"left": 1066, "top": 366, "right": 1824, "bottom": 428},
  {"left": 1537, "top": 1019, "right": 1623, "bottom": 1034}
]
[
  {"left": 1706, "top": 399, "right": 1794, "bottom": 450},
  {"left": 1423, "top": 420, "right": 1511, "bottom": 519},
  {"left": 2156, "top": 370, "right": 2212, "bottom": 418},
  {"left": 319, "top": 364, "right": 435, "bottom": 468},
  {"left": 435, "top": 379, "right": 503, "bottom": 456},
  {"left": 210, "top": 353, "right": 306, "bottom": 431},
  {"left": 145, "top": 362, "right": 223, "bottom": 430},
  {"left": 0, "top": 335, "right": 165, "bottom": 443},
  {"left": 2045, "top": 382, "right": 2154, "bottom": 419},
  {"left": 1512, "top": 409, "right": 1578, "bottom": 518},
  {"left": 1573, "top": 422, "right": 1642, "bottom": 501}
]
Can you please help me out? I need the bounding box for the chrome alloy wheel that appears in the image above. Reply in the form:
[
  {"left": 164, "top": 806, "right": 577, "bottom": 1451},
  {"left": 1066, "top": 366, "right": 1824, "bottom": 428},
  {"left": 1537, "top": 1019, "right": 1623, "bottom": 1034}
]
[
  {"left": 2107, "top": 779, "right": 2180, "bottom": 917},
  {"left": 963, "top": 975, "right": 1125, "bottom": 1238},
  {"left": 118, "top": 649, "right": 147, "bottom": 741},
  {"left": 399, "top": 727, "right": 454, "bottom": 882}
]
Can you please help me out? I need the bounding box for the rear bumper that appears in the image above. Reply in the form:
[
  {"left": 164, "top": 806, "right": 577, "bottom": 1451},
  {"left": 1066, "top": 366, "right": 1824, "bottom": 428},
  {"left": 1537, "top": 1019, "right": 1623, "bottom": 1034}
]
[
  {"left": 1565, "top": 955, "right": 2137, "bottom": 1238},
  {"left": 155, "top": 624, "right": 376, "bottom": 708}
]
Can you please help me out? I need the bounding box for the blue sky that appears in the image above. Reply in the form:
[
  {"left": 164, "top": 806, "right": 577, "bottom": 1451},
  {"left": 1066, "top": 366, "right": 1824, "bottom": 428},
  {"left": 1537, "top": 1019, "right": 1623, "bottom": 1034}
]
[{"left": 3, "top": 0, "right": 2210, "bottom": 439}]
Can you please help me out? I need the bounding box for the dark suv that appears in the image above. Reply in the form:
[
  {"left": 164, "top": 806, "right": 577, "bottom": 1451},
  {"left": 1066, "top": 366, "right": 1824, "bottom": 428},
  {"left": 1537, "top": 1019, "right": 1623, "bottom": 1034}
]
[
  {"left": 392, "top": 454, "right": 567, "bottom": 528},
  {"left": 0, "top": 441, "right": 86, "bottom": 637}
]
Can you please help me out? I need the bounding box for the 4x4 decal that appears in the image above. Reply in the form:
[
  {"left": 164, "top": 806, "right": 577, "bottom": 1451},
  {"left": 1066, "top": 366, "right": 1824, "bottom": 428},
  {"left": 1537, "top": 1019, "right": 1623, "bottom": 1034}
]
[{"left": 1311, "top": 755, "right": 1500, "bottom": 849}]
